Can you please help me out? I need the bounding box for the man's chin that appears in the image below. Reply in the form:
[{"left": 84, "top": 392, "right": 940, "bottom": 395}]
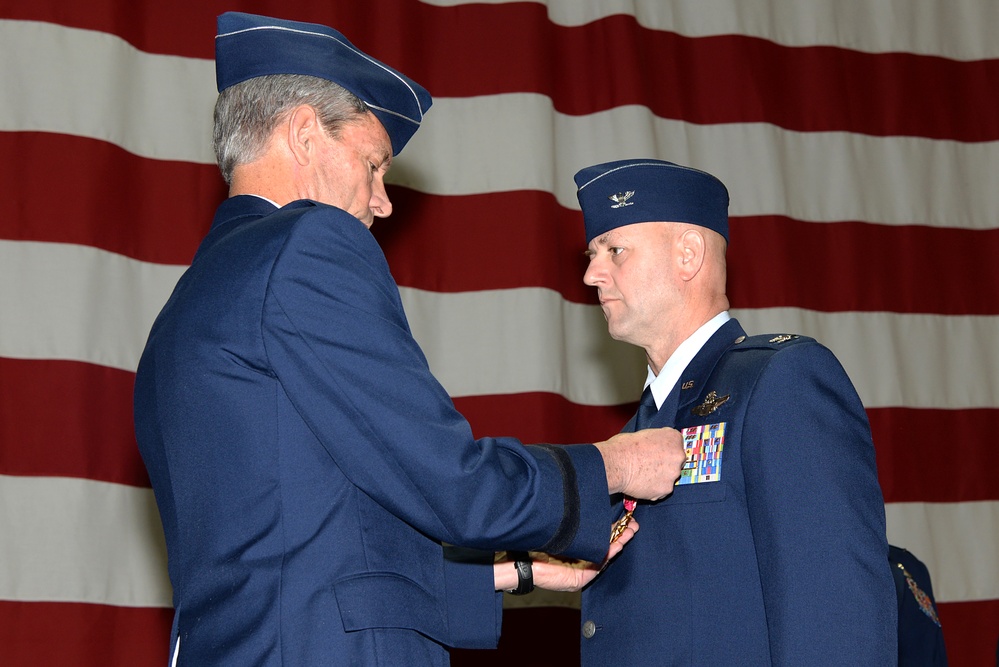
[{"left": 605, "top": 322, "right": 626, "bottom": 341}]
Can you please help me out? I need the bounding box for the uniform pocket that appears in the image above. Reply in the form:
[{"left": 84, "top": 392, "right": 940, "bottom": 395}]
[
  {"left": 662, "top": 479, "right": 727, "bottom": 505},
  {"left": 664, "top": 420, "right": 729, "bottom": 505},
  {"left": 333, "top": 572, "right": 448, "bottom": 644}
]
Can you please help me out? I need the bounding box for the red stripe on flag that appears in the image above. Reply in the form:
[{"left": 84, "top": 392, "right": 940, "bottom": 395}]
[
  {"left": 0, "top": 357, "right": 149, "bottom": 487},
  {"left": 378, "top": 189, "right": 999, "bottom": 315},
  {"left": 936, "top": 599, "right": 999, "bottom": 667},
  {"left": 375, "top": 188, "right": 596, "bottom": 304},
  {"left": 420, "top": 12, "right": 999, "bottom": 141},
  {"left": 455, "top": 392, "right": 637, "bottom": 445},
  {"left": 870, "top": 407, "right": 999, "bottom": 504},
  {"left": 0, "top": 360, "right": 636, "bottom": 489},
  {"left": 457, "top": 395, "right": 999, "bottom": 505},
  {"left": 7, "top": 131, "right": 997, "bottom": 315},
  {"left": 3, "top": 3, "right": 996, "bottom": 140},
  {"left": 727, "top": 216, "right": 999, "bottom": 316},
  {"left": 5, "top": 133, "right": 997, "bottom": 316},
  {"left": 0, "top": 132, "right": 223, "bottom": 265},
  {"left": 5, "top": 358, "right": 998, "bottom": 504},
  {"left": 0, "top": 601, "right": 172, "bottom": 667}
]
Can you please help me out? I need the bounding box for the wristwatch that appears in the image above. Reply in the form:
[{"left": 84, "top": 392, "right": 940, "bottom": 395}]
[{"left": 507, "top": 551, "right": 534, "bottom": 595}]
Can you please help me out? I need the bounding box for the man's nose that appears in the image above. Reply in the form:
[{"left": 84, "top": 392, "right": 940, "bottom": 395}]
[
  {"left": 583, "top": 259, "right": 603, "bottom": 286},
  {"left": 371, "top": 181, "right": 393, "bottom": 218}
]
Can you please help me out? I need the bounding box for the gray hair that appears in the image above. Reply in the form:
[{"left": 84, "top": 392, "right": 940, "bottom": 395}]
[{"left": 212, "top": 74, "right": 369, "bottom": 185}]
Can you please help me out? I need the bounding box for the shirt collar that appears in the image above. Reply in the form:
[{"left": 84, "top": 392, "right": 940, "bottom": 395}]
[{"left": 646, "top": 311, "right": 730, "bottom": 408}]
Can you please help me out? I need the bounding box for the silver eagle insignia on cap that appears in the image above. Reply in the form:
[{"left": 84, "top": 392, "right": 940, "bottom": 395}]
[{"left": 609, "top": 191, "right": 635, "bottom": 208}]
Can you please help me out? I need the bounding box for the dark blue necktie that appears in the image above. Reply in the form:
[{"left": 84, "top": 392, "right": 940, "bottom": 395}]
[
  {"left": 612, "top": 385, "right": 663, "bottom": 541},
  {"left": 634, "top": 385, "right": 659, "bottom": 430}
]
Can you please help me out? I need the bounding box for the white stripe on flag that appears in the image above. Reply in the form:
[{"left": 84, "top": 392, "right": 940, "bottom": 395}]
[
  {"left": 420, "top": 0, "right": 999, "bottom": 60},
  {"left": 2, "top": 472, "right": 993, "bottom": 607},
  {"left": 403, "top": 96, "right": 999, "bottom": 230},
  {"left": 0, "top": 474, "right": 172, "bottom": 607},
  {"left": 732, "top": 307, "right": 999, "bottom": 411},
  {"left": 0, "top": 19, "right": 215, "bottom": 162},
  {"left": 4, "top": 239, "right": 999, "bottom": 410},
  {"left": 887, "top": 501, "right": 999, "bottom": 603},
  {"left": 0, "top": 240, "right": 185, "bottom": 371},
  {"left": 2, "top": 20, "right": 997, "bottom": 231}
]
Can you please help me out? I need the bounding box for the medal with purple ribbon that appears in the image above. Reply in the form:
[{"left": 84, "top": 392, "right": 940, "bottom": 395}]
[{"left": 609, "top": 498, "right": 637, "bottom": 543}]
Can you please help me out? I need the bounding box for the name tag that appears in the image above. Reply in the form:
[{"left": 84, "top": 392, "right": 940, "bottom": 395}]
[{"left": 677, "top": 422, "right": 725, "bottom": 485}]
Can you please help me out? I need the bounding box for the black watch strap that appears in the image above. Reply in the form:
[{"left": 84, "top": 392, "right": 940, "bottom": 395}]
[{"left": 508, "top": 551, "right": 534, "bottom": 595}]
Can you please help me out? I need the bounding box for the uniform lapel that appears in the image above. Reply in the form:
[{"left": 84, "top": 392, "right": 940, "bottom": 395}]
[
  {"left": 625, "top": 319, "right": 747, "bottom": 432},
  {"left": 674, "top": 318, "right": 747, "bottom": 421}
]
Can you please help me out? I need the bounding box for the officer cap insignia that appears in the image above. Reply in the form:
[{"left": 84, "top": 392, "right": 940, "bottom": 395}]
[
  {"left": 692, "top": 390, "right": 730, "bottom": 416},
  {"left": 609, "top": 191, "right": 635, "bottom": 208},
  {"left": 575, "top": 159, "right": 729, "bottom": 244}
]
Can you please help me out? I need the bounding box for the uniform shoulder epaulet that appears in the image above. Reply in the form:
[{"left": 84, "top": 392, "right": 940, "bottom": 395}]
[{"left": 729, "top": 333, "right": 816, "bottom": 350}]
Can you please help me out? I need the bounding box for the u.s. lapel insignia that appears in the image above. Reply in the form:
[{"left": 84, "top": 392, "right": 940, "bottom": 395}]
[
  {"left": 609, "top": 191, "right": 635, "bottom": 208},
  {"left": 692, "top": 390, "right": 730, "bottom": 416},
  {"left": 681, "top": 380, "right": 695, "bottom": 390}
]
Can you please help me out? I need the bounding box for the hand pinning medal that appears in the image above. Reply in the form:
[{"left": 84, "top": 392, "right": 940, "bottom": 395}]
[{"left": 610, "top": 498, "right": 637, "bottom": 543}]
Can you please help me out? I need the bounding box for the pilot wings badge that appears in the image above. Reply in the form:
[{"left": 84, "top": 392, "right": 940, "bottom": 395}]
[
  {"left": 692, "top": 390, "right": 731, "bottom": 417},
  {"left": 609, "top": 191, "right": 635, "bottom": 208}
]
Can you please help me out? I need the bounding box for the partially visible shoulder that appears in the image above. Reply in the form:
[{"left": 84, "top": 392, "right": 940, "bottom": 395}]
[
  {"left": 728, "top": 332, "right": 818, "bottom": 353},
  {"left": 720, "top": 331, "right": 836, "bottom": 376},
  {"left": 723, "top": 331, "right": 859, "bottom": 399},
  {"left": 282, "top": 200, "right": 366, "bottom": 232},
  {"left": 278, "top": 200, "right": 381, "bottom": 252}
]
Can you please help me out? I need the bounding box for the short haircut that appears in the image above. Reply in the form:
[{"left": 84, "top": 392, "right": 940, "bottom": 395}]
[{"left": 212, "top": 73, "right": 369, "bottom": 185}]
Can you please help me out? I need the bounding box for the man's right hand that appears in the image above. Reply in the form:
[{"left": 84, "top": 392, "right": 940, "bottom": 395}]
[{"left": 594, "top": 427, "right": 686, "bottom": 500}]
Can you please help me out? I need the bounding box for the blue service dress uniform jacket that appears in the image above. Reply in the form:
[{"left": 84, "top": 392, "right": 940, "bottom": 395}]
[
  {"left": 133, "top": 196, "right": 614, "bottom": 666},
  {"left": 580, "top": 318, "right": 897, "bottom": 666},
  {"left": 890, "top": 545, "right": 948, "bottom": 666}
]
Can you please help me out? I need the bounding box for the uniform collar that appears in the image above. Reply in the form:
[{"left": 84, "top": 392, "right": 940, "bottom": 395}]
[
  {"left": 189, "top": 195, "right": 283, "bottom": 264},
  {"left": 210, "top": 194, "right": 280, "bottom": 231},
  {"left": 646, "top": 312, "right": 732, "bottom": 409}
]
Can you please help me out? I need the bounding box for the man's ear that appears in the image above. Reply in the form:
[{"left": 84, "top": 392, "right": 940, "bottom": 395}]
[
  {"left": 286, "top": 104, "right": 321, "bottom": 167},
  {"left": 676, "top": 228, "right": 706, "bottom": 282}
]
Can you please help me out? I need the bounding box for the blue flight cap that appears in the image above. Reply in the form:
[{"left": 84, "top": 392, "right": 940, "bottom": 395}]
[
  {"left": 574, "top": 159, "right": 729, "bottom": 244},
  {"left": 215, "top": 12, "right": 432, "bottom": 156}
]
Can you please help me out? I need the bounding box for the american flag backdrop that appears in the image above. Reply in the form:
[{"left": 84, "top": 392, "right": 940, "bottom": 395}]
[{"left": 1, "top": 1, "right": 997, "bottom": 665}]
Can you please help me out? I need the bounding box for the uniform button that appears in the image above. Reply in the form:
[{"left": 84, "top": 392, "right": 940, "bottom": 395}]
[{"left": 581, "top": 620, "right": 596, "bottom": 639}]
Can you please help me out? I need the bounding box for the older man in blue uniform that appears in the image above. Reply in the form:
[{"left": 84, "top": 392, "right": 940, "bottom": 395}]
[
  {"left": 133, "top": 16, "right": 686, "bottom": 666},
  {"left": 574, "top": 159, "right": 897, "bottom": 665}
]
